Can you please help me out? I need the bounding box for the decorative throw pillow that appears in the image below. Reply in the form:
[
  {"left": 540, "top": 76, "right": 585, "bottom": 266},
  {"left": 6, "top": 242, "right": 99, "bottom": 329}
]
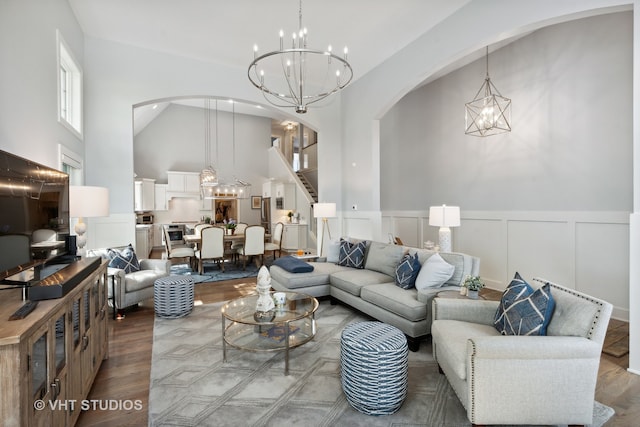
[
  {"left": 337, "top": 238, "right": 367, "bottom": 269},
  {"left": 107, "top": 244, "right": 140, "bottom": 274},
  {"left": 494, "top": 272, "right": 556, "bottom": 336},
  {"left": 326, "top": 239, "right": 341, "bottom": 263},
  {"left": 414, "top": 253, "right": 455, "bottom": 291},
  {"left": 395, "top": 252, "right": 421, "bottom": 289}
]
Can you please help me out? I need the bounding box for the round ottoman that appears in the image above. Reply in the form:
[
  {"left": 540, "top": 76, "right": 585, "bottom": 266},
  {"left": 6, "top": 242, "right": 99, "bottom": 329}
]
[
  {"left": 153, "top": 275, "right": 195, "bottom": 318},
  {"left": 340, "top": 321, "right": 408, "bottom": 415}
]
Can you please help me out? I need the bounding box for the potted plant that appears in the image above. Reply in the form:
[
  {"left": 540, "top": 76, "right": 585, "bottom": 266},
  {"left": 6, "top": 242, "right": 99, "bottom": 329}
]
[
  {"left": 224, "top": 219, "right": 237, "bottom": 235},
  {"left": 463, "top": 275, "right": 484, "bottom": 299},
  {"left": 287, "top": 211, "right": 294, "bottom": 222}
]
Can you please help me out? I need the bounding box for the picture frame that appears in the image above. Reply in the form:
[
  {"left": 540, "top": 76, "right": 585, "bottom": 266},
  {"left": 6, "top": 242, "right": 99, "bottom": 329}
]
[{"left": 251, "top": 196, "right": 261, "bottom": 209}]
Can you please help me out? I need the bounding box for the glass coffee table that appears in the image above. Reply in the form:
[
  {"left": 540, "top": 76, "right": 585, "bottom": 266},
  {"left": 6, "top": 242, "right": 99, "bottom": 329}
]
[{"left": 221, "top": 291, "right": 318, "bottom": 375}]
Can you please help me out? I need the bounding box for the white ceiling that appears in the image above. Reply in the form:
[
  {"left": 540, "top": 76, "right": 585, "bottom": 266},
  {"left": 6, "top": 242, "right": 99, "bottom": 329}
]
[
  {"left": 69, "top": 0, "right": 474, "bottom": 133},
  {"left": 68, "top": 0, "right": 470, "bottom": 83}
]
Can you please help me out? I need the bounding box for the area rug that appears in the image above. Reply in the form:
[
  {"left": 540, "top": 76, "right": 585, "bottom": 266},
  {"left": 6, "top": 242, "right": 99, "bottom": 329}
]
[
  {"left": 149, "top": 301, "right": 615, "bottom": 427},
  {"left": 170, "top": 261, "right": 265, "bottom": 283}
]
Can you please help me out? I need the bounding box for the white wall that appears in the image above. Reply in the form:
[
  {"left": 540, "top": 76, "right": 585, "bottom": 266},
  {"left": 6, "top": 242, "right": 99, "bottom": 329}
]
[{"left": 0, "top": 0, "right": 84, "bottom": 168}]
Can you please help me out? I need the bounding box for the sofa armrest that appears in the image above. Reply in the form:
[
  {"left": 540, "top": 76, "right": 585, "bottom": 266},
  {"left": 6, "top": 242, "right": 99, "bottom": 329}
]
[
  {"left": 139, "top": 259, "right": 171, "bottom": 274},
  {"left": 432, "top": 298, "right": 499, "bottom": 326},
  {"left": 469, "top": 335, "right": 602, "bottom": 360}
]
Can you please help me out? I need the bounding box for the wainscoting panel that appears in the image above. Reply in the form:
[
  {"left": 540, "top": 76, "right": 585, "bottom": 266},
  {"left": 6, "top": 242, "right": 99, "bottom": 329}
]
[
  {"left": 575, "top": 222, "right": 629, "bottom": 318},
  {"left": 87, "top": 213, "right": 136, "bottom": 251},
  {"left": 382, "top": 210, "right": 629, "bottom": 320},
  {"left": 457, "top": 218, "right": 504, "bottom": 289}
]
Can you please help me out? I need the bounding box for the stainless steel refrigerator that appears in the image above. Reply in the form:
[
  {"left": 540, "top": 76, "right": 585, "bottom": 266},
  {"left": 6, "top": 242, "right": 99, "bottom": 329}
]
[{"left": 261, "top": 197, "right": 271, "bottom": 233}]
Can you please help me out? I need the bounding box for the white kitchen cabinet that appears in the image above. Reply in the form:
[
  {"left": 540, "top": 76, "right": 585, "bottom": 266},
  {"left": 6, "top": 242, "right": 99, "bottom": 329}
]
[
  {"left": 134, "top": 178, "right": 155, "bottom": 212},
  {"left": 135, "top": 225, "right": 153, "bottom": 258},
  {"left": 154, "top": 184, "right": 168, "bottom": 211},
  {"left": 275, "top": 183, "right": 295, "bottom": 210},
  {"left": 281, "top": 224, "right": 308, "bottom": 250},
  {"left": 262, "top": 181, "right": 274, "bottom": 198},
  {"left": 167, "top": 171, "right": 200, "bottom": 198},
  {"left": 152, "top": 224, "right": 164, "bottom": 248}
]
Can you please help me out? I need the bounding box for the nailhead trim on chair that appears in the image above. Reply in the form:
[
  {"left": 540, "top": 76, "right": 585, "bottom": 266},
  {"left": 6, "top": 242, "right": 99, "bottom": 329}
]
[{"left": 533, "top": 278, "right": 605, "bottom": 340}]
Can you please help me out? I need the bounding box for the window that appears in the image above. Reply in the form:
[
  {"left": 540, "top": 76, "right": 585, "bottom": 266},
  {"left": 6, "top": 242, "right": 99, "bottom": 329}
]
[
  {"left": 57, "top": 31, "right": 83, "bottom": 138},
  {"left": 59, "top": 144, "right": 82, "bottom": 185}
]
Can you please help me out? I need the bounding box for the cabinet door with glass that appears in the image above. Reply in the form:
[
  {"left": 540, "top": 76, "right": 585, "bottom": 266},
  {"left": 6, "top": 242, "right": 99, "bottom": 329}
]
[{"left": 27, "top": 306, "right": 69, "bottom": 427}]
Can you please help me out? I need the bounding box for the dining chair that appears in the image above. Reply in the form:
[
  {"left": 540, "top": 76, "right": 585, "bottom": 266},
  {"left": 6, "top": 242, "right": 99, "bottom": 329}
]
[
  {"left": 264, "top": 221, "right": 284, "bottom": 260},
  {"left": 163, "top": 226, "right": 196, "bottom": 269},
  {"left": 194, "top": 223, "right": 213, "bottom": 237},
  {"left": 235, "top": 225, "right": 265, "bottom": 270},
  {"left": 234, "top": 222, "right": 248, "bottom": 234},
  {"left": 195, "top": 226, "right": 225, "bottom": 274}
]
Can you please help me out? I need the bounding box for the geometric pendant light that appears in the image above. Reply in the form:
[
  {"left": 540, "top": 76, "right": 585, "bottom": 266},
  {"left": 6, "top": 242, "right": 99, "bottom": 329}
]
[{"left": 465, "top": 47, "right": 512, "bottom": 137}]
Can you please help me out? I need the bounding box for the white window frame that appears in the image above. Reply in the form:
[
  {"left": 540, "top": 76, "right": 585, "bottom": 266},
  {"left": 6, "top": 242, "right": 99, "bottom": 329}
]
[
  {"left": 57, "top": 30, "right": 83, "bottom": 139},
  {"left": 59, "top": 144, "right": 83, "bottom": 185}
]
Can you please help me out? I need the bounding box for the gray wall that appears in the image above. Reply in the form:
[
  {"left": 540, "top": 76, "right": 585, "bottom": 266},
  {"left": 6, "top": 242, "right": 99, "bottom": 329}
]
[
  {"left": 134, "top": 103, "right": 272, "bottom": 185},
  {"left": 380, "top": 12, "right": 632, "bottom": 212}
]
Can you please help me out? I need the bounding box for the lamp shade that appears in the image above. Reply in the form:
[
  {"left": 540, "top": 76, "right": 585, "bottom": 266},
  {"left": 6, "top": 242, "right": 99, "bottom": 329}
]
[
  {"left": 70, "top": 186, "right": 110, "bottom": 218},
  {"left": 313, "top": 203, "right": 336, "bottom": 218},
  {"left": 428, "top": 205, "right": 460, "bottom": 227}
]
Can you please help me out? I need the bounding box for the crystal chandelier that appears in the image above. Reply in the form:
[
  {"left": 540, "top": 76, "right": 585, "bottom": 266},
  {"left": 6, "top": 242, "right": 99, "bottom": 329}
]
[
  {"left": 201, "top": 100, "right": 251, "bottom": 200},
  {"left": 248, "top": 0, "right": 353, "bottom": 114},
  {"left": 465, "top": 47, "right": 512, "bottom": 137}
]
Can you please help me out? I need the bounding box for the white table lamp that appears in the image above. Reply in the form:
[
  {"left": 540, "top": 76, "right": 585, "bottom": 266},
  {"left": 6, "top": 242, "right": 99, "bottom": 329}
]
[
  {"left": 428, "top": 205, "right": 460, "bottom": 253},
  {"left": 70, "top": 186, "right": 110, "bottom": 255},
  {"left": 313, "top": 202, "right": 336, "bottom": 256}
]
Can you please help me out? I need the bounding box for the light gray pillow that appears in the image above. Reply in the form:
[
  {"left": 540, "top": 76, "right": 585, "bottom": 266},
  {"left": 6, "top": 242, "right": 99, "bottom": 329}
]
[
  {"left": 415, "top": 253, "right": 455, "bottom": 291},
  {"left": 364, "top": 241, "right": 404, "bottom": 277},
  {"left": 326, "top": 239, "right": 341, "bottom": 263}
]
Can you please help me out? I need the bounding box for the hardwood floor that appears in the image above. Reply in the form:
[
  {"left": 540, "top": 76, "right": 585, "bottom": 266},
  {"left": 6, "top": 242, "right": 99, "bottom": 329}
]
[{"left": 77, "top": 267, "right": 639, "bottom": 426}]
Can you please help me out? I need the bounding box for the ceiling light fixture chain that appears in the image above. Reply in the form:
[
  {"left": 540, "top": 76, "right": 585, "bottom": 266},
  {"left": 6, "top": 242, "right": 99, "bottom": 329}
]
[
  {"left": 248, "top": 0, "right": 353, "bottom": 114},
  {"left": 464, "top": 46, "right": 512, "bottom": 137}
]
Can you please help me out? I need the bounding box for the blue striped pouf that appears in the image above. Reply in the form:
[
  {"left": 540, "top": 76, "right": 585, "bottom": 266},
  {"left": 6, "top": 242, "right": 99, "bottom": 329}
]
[
  {"left": 340, "top": 321, "right": 408, "bottom": 415},
  {"left": 153, "top": 275, "right": 194, "bottom": 318}
]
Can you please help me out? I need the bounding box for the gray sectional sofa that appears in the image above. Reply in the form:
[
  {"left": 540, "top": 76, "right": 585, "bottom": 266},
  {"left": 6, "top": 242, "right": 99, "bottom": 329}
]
[{"left": 269, "top": 240, "right": 480, "bottom": 350}]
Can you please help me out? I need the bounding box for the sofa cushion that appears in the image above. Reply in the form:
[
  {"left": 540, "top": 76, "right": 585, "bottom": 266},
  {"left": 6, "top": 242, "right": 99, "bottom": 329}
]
[
  {"left": 269, "top": 262, "right": 348, "bottom": 289},
  {"left": 432, "top": 319, "right": 500, "bottom": 380},
  {"left": 330, "top": 269, "right": 393, "bottom": 296},
  {"left": 108, "top": 244, "right": 140, "bottom": 273},
  {"left": 415, "top": 253, "right": 455, "bottom": 291},
  {"left": 364, "top": 241, "right": 404, "bottom": 278},
  {"left": 125, "top": 269, "right": 163, "bottom": 292},
  {"left": 360, "top": 283, "right": 427, "bottom": 322},
  {"left": 395, "top": 252, "right": 421, "bottom": 289},
  {"left": 337, "top": 239, "right": 367, "bottom": 268},
  {"left": 272, "top": 255, "right": 314, "bottom": 273}
]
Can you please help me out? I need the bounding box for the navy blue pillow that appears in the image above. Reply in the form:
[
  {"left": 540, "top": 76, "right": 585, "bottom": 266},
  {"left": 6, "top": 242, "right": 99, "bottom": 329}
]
[
  {"left": 494, "top": 273, "right": 555, "bottom": 336},
  {"left": 273, "top": 255, "right": 314, "bottom": 273},
  {"left": 395, "top": 253, "right": 421, "bottom": 289},
  {"left": 107, "top": 244, "right": 140, "bottom": 274},
  {"left": 337, "top": 239, "right": 367, "bottom": 269}
]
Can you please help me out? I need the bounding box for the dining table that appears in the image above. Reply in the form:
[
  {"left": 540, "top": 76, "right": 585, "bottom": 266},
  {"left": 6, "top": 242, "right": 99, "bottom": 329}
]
[{"left": 183, "top": 232, "right": 271, "bottom": 247}]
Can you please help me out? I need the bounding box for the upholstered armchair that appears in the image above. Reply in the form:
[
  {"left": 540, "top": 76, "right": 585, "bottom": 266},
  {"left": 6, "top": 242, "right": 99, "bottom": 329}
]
[
  {"left": 88, "top": 247, "right": 171, "bottom": 311},
  {"left": 431, "top": 278, "right": 612, "bottom": 426}
]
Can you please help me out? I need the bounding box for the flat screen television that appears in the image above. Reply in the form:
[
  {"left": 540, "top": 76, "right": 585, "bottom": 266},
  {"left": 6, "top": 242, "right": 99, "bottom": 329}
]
[{"left": 0, "top": 149, "right": 70, "bottom": 283}]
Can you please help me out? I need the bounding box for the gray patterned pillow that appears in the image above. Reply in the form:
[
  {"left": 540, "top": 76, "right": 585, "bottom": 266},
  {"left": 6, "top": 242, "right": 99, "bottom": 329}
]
[
  {"left": 395, "top": 252, "right": 421, "bottom": 289},
  {"left": 494, "top": 273, "right": 556, "bottom": 336},
  {"left": 107, "top": 243, "right": 140, "bottom": 274},
  {"left": 337, "top": 239, "right": 367, "bottom": 269}
]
